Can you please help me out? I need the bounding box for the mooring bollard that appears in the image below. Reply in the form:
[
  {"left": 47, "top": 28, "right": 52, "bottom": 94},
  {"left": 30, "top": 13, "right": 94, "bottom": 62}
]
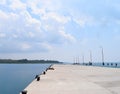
[
  {"left": 37, "top": 77, "right": 40, "bottom": 81},
  {"left": 43, "top": 71, "right": 46, "bottom": 75},
  {"left": 21, "top": 90, "right": 27, "bottom": 94},
  {"left": 35, "top": 75, "right": 39, "bottom": 79},
  {"left": 48, "top": 67, "right": 54, "bottom": 70},
  {"left": 46, "top": 68, "right": 48, "bottom": 72}
]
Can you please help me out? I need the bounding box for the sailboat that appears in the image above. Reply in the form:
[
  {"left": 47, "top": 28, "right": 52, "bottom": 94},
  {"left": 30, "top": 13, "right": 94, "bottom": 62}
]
[{"left": 101, "top": 47, "right": 105, "bottom": 66}]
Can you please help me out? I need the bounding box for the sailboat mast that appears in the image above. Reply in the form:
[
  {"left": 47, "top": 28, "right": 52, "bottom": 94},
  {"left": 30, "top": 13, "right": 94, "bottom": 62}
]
[
  {"left": 90, "top": 50, "right": 92, "bottom": 63},
  {"left": 101, "top": 47, "right": 104, "bottom": 63},
  {"left": 82, "top": 55, "right": 84, "bottom": 64}
]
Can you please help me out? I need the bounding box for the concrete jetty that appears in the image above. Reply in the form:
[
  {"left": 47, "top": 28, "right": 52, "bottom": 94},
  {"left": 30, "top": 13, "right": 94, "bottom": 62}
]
[{"left": 22, "top": 64, "right": 120, "bottom": 94}]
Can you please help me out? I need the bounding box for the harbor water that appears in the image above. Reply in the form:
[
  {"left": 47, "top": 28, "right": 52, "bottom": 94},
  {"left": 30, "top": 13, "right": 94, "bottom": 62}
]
[{"left": 0, "top": 64, "right": 50, "bottom": 94}]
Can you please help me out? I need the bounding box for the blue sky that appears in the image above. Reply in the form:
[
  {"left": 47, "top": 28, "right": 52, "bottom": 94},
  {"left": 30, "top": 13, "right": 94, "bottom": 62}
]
[{"left": 0, "top": 0, "right": 120, "bottom": 62}]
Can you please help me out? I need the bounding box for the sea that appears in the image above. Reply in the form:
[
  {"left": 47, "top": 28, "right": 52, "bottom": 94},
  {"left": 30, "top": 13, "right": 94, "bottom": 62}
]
[{"left": 0, "top": 64, "right": 50, "bottom": 94}]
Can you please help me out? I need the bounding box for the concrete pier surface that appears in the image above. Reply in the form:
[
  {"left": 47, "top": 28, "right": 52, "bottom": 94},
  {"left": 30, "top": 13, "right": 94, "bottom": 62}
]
[{"left": 23, "top": 64, "right": 120, "bottom": 94}]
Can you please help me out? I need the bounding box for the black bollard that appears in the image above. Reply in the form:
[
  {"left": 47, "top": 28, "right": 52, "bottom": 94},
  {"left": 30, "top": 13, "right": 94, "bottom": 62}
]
[
  {"left": 46, "top": 68, "right": 48, "bottom": 72},
  {"left": 35, "top": 75, "right": 39, "bottom": 79},
  {"left": 37, "top": 77, "right": 40, "bottom": 81},
  {"left": 43, "top": 71, "right": 46, "bottom": 75},
  {"left": 102, "top": 62, "right": 105, "bottom": 66},
  {"left": 21, "top": 90, "right": 27, "bottom": 94}
]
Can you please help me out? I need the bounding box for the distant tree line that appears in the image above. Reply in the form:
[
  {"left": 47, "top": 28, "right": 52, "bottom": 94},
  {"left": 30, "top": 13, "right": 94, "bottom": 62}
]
[{"left": 0, "top": 59, "right": 62, "bottom": 64}]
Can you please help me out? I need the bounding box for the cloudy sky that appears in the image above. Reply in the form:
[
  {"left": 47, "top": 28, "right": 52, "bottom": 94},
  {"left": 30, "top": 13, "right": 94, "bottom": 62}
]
[{"left": 0, "top": 0, "right": 120, "bottom": 62}]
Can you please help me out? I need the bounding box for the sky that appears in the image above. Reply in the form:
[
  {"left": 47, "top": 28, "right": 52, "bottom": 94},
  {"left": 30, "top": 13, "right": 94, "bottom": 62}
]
[{"left": 0, "top": 0, "right": 120, "bottom": 62}]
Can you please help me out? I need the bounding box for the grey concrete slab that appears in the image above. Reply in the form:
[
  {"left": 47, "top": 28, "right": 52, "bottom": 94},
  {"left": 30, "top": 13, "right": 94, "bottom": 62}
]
[{"left": 21, "top": 65, "right": 120, "bottom": 94}]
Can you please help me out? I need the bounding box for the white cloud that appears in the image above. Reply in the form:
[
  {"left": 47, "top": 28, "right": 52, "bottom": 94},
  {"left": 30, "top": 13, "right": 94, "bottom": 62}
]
[
  {"left": 0, "top": 10, "right": 8, "bottom": 19},
  {"left": 72, "top": 14, "right": 96, "bottom": 28},
  {"left": 0, "top": 33, "right": 6, "bottom": 38},
  {"left": 0, "top": 0, "right": 120, "bottom": 62},
  {"left": 28, "top": 32, "right": 35, "bottom": 38},
  {"left": 20, "top": 11, "right": 41, "bottom": 31},
  {"left": 0, "top": 0, "right": 6, "bottom": 5},
  {"left": 21, "top": 43, "right": 31, "bottom": 51},
  {"left": 42, "top": 12, "right": 71, "bottom": 24},
  {"left": 39, "top": 42, "right": 52, "bottom": 51},
  {"left": 9, "top": 0, "right": 26, "bottom": 11},
  {"left": 59, "top": 30, "right": 76, "bottom": 43},
  {"left": 26, "top": 0, "right": 61, "bottom": 15},
  {"left": 41, "top": 15, "right": 76, "bottom": 44},
  {"left": 12, "top": 34, "right": 18, "bottom": 38},
  {"left": 0, "top": 0, "right": 77, "bottom": 53}
]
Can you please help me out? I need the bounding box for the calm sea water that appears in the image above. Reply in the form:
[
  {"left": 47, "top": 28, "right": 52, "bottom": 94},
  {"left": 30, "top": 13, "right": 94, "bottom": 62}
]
[{"left": 0, "top": 64, "right": 50, "bottom": 94}]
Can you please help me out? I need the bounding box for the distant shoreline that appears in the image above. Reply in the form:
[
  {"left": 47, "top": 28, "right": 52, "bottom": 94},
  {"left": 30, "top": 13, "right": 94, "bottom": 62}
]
[{"left": 0, "top": 59, "right": 63, "bottom": 64}]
